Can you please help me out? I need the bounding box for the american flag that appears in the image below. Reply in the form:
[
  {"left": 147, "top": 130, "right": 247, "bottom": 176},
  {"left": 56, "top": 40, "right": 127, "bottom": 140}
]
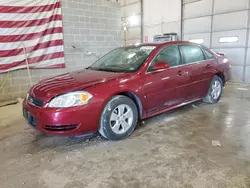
[{"left": 0, "top": 0, "right": 65, "bottom": 73}]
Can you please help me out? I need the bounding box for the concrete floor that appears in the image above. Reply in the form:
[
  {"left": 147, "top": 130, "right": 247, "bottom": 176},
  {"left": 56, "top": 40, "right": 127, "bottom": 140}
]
[{"left": 1, "top": 84, "right": 250, "bottom": 188}]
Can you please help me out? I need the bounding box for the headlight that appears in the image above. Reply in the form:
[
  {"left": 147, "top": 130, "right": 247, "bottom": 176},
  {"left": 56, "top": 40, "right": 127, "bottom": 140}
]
[
  {"left": 26, "top": 93, "right": 29, "bottom": 100},
  {"left": 47, "top": 91, "right": 93, "bottom": 108}
]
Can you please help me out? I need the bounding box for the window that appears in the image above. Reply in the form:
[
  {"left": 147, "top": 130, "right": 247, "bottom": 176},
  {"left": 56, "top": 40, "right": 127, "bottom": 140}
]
[
  {"left": 219, "top": 36, "right": 238, "bottom": 43},
  {"left": 203, "top": 49, "right": 214, "bottom": 59},
  {"left": 189, "top": 39, "right": 204, "bottom": 44},
  {"left": 90, "top": 46, "right": 156, "bottom": 73},
  {"left": 148, "top": 45, "right": 181, "bottom": 71},
  {"left": 180, "top": 45, "right": 205, "bottom": 64}
]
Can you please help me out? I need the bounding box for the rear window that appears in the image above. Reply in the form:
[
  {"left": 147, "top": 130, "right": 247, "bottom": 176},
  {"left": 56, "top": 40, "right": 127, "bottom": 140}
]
[{"left": 180, "top": 45, "right": 205, "bottom": 64}]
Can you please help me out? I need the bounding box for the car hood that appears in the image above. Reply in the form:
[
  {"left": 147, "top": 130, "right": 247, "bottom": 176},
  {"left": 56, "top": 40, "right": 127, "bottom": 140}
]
[{"left": 30, "top": 69, "right": 125, "bottom": 101}]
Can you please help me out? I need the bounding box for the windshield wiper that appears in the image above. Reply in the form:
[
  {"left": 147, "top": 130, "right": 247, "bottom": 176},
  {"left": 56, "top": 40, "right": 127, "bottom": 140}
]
[{"left": 88, "top": 67, "right": 121, "bottom": 73}]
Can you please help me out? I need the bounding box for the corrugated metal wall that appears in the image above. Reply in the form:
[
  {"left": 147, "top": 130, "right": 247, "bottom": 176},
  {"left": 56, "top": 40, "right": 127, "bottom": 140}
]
[{"left": 183, "top": 0, "right": 250, "bottom": 82}]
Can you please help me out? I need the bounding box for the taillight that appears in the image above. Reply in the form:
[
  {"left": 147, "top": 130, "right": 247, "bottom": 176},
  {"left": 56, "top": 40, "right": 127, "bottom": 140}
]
[{"left": 223, "top": 58, "right": 229, "bottom": 63}]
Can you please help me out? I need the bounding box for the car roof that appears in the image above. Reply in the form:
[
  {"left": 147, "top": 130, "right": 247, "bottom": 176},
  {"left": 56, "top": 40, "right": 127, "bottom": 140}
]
[
  {"left": 125, "top": 41, "right": 199, "bottom": 48},
  {"left": 139, "top": 41, "right": 197, "bottom": 46}
]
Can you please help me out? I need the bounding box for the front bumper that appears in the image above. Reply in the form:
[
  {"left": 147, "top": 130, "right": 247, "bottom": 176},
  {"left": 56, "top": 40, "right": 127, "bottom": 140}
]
[{"left": 23, "top": 99, "right": 102, "bottom": 136}]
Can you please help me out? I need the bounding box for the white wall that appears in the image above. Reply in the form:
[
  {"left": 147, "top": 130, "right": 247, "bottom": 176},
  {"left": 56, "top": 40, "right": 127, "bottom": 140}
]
[
  {"left": 143, "top": 0, "right": 182, "bottom": 42},
  {"left": 120, "top": 0, "right": 142, "bottom": 45},
  {"left": 120, "top": 0, "right": 182, "bottom": 44}
]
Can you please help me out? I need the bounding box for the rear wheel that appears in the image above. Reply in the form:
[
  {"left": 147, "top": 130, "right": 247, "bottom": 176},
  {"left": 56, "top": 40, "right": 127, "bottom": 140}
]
[
  {"left": 99, "top": 95, "right": 138, "bottom": 141},
  {"left": 203, "top": 75, "right": 223, "bottom": 104}
]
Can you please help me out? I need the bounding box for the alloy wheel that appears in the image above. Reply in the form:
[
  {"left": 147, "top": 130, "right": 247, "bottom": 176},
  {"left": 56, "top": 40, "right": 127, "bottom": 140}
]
[
  {"left": 110, "top": 104, "right": 134, "bottom": 134},
  {"left": 211, "top": 80, "right": 222, "bottom": 100}
]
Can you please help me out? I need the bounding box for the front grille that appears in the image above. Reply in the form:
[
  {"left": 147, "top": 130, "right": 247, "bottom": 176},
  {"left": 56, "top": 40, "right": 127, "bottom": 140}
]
[
  {"left": 28, "top": 95, "right": 44, "bottom": 107},
  {"left": 44, "top": 124, "right": 79, "bottom": 131}
]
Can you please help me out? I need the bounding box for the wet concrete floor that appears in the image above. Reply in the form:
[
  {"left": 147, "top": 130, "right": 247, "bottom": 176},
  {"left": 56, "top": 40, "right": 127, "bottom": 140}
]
[{"left": 1, "top": 83, "right": 250, "bottom": 188}]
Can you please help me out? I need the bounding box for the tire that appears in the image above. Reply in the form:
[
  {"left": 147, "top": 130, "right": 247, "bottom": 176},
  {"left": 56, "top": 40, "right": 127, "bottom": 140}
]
[
  {"left": 203, "top": 75, "right": 223, "bottom": 104},
  {"left": 99, "top": 95, "right": 138, "bottom": 141}
]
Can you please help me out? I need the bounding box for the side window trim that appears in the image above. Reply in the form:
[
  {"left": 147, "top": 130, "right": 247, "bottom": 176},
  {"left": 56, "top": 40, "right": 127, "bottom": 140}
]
[
  {"left": 178, "top": 44, "right": 207, "bottom": 65},
  {"left": 177, "top": 45, "right": 185, "bottom": 65},
  {"left": 201, "top": 47, "right": 216, "bottom": 60},
  {"left": 146, "top": 44, "right": 212, "bottom": 74},
  {"left": 146, "top": 44, "right": 182, "bottom": 73}
]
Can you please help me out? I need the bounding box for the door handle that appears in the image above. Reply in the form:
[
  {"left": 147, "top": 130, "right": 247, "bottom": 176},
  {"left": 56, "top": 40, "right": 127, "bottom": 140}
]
[
  {"left": 206, "top": 64, "right": 211, "bottom": 68},
  {"left": 178, "top": 70, "right": 185, "bottom": 76}
]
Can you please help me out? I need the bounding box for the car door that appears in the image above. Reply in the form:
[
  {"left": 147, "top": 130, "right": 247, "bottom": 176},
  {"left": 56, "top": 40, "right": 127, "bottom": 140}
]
[
  {"left": 179, "top": 45, "right": 215, "bottom": 101},
  {"left": 144, "top": 45, "right": 191, "bottom": 115}
]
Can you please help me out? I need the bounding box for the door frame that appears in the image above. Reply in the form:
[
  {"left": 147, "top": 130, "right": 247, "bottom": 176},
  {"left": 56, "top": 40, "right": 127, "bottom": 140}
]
[
  {"left": 145, "top": 43, "right": 215, "bottom": 74},
  {"left": 145, "top": 44, "right": 184, "bottom": 74},
  {"left": 143, "top": 44, "right": 190, "bottom": 115}
]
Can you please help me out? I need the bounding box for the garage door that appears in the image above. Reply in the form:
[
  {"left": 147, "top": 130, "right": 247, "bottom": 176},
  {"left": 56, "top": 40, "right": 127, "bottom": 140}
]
[{"left": 182, "top": 0, "right": 250, "bottom": 83}]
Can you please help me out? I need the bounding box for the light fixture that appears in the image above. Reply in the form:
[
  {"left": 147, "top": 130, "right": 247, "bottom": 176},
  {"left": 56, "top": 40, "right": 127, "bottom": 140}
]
[
  {"left": 128, "top": 15, "right": 139, "bottom": 26},
  {"left": 219, "top": 36, "right": 238, "bottom": 43}
]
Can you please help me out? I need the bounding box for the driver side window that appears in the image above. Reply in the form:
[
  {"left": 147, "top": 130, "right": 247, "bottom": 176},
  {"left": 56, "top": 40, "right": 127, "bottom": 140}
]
[{"left": 148, "top": 45, "right": 181, "bottom": 72}]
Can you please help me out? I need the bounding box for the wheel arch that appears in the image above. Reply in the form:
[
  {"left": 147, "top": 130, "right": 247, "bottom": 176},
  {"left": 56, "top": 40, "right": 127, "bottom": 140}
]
[
  {"left": 216, "top": 72, "right": 225, "bottom": 86},
  {"left": 108, "top": 91, "right": 143, "bottom": 119},
  {"left": 119, "top": 92, "right": 143, "bottom": 119}
]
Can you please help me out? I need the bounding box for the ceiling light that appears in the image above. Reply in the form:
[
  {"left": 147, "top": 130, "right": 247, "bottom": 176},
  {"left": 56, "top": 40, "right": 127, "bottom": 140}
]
[{"left": 128, "top": 15, "right": 139, "bottom": 26}]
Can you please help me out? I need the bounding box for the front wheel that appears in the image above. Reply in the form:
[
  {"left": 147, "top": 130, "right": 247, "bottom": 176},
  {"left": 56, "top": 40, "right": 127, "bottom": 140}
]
[
  {"left": 99, "top": 95, "right": 138, "bottom": 141},
  {"left": 203, "top": 75, "right": 223, "bottom": 104}
]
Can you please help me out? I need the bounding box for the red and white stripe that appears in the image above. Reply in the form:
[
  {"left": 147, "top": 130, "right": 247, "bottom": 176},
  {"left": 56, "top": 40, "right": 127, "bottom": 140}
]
[{"left": 0, "top": 0, "right": 65, "bottom": 73}]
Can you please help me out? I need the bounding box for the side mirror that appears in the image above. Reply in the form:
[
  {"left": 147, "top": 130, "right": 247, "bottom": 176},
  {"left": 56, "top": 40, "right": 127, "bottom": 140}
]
[{"left": 153, "top": 62, "right": 170, "bottom": 71}]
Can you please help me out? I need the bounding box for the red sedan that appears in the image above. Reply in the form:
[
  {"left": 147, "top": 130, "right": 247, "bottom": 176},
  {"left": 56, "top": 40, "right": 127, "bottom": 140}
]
[{"left": 23, "top": 41, "right": 231, "bottom": 140}]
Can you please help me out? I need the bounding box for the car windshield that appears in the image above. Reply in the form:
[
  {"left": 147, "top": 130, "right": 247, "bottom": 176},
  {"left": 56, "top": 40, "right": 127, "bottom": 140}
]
[{"left": 89, "top": 46, "right": 156, "bottom": 73}]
